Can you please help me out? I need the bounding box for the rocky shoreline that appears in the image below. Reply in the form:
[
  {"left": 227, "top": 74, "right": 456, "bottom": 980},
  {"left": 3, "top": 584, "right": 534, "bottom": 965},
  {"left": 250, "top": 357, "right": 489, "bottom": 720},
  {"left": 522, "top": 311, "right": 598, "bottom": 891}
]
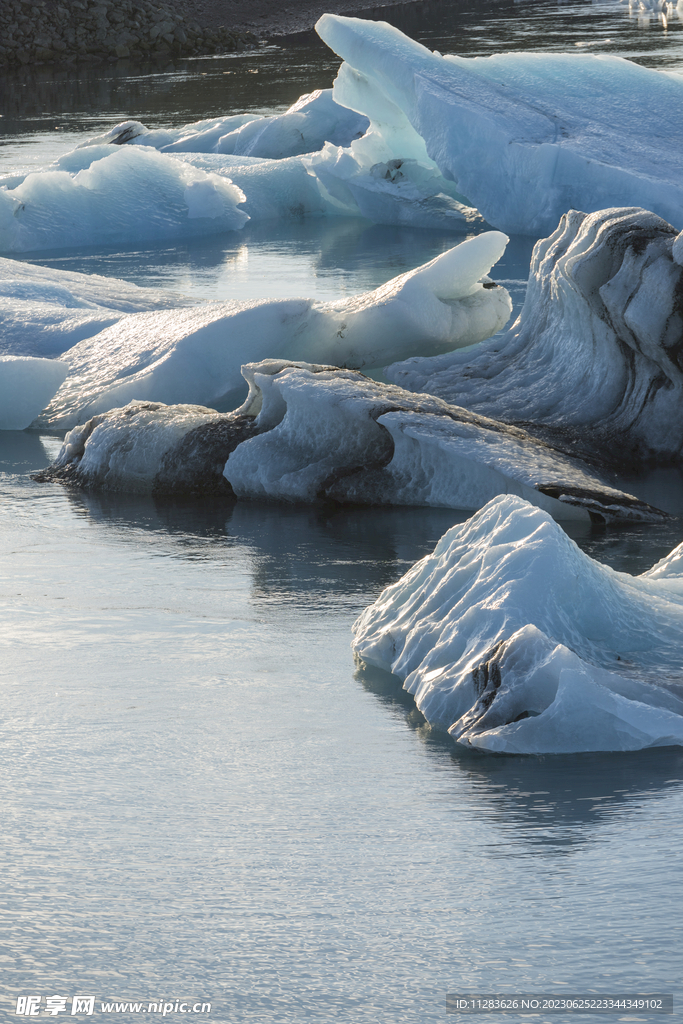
[{"left": 0, "top": 0, "right": 258, "bottom": 68}]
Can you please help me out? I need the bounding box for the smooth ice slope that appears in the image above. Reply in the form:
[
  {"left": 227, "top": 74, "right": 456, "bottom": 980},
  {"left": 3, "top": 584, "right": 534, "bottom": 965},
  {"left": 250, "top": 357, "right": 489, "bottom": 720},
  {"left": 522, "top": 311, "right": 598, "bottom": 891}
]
[
  {"left": 353, "top": 495, "right": 683, "bottom": 753},
  {"left": 388, "top": 208, "right": 683, "bottom": 467},
  {"left": 0, "top": 147, "right": 248, "bottom": 253},
  {"left": 40, "top": 359, "right": 666, "bottom": 525},
  {"left": 35, "top": 234, "right": 512, "bottom": 429},
  {"left": 316, "top": 15, "right": 683, "bottom": 234},
  {"left": 0, "top": 259, "right": 193, "bottom": 358},
  {"left": 0, "top": 356, "right": 68, "bottom": 429}
]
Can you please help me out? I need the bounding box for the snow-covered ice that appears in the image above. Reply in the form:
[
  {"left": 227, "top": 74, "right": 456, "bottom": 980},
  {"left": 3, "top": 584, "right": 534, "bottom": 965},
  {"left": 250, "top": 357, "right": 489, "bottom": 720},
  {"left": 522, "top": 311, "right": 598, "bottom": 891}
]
[
  {"left": 388, "top": 207, "right": 683, "bottom": 468},
  {"left": 352, "top": 495, "right": 683, "bottom": 754},
  {"left": 34, "top": 233, "right": 512, "bottom": 429},
  {"left": 40, "top": 359, "right": 665, "bottom": 525},
  {"left": 0, "top": 355, "right": 68, "bottom": 430},
  {"left": 316, "top": 14, "right": 683, "bottom": 235}
]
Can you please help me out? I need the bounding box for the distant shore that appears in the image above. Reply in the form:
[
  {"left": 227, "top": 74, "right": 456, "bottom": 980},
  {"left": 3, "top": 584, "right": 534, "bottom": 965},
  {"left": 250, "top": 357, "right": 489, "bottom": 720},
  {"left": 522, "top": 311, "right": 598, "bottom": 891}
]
[
  {"left": 0, "top": 0, "right": 420, "bottom": 70},
  {"left": 174, "top": 0, "right": 420, "bottom": 40}
]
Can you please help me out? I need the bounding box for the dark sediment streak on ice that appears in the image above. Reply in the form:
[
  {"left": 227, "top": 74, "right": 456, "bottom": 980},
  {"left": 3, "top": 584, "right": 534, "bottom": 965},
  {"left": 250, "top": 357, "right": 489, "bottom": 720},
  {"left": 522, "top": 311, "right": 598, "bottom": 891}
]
[
  {"left": 388, "top": 208, "right": 683, "bottom": 469},
  {"left": 352, "top": 495, "right": 683, "bottom": 754},
  {"left": 36, "top": 360, "right": 668, "bottom": 524}
]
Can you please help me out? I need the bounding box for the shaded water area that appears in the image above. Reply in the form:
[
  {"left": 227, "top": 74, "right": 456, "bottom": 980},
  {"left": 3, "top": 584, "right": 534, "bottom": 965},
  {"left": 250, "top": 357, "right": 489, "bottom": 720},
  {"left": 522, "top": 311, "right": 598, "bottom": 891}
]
[{"left": 1, "top": 1, "right": 683, "bottom": 1021}]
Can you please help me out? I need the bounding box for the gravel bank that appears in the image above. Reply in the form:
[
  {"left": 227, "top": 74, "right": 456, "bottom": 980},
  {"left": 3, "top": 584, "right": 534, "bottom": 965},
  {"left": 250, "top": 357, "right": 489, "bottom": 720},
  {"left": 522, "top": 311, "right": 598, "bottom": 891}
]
[{"left": 0, "top": 0, "right": 257, "bottom": 68}]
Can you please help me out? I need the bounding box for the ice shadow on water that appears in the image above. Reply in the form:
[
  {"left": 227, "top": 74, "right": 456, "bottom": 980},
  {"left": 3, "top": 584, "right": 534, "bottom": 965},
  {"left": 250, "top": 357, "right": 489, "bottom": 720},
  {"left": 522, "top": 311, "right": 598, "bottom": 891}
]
[
  {"left": 0, "top": 430, "right": 61, "bottom": 475},
  {"left": 355, "top": 659, "right": 683, "bottom": 849},
  {"left": 57, "top": 487, "right": 472, "bottom": 600}
]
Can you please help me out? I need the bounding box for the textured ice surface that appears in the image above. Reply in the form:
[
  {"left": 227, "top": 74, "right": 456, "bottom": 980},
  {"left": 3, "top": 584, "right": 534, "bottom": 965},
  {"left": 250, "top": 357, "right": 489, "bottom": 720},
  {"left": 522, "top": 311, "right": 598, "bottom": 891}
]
[
  {"left": 35, "top": 234, "right": 512, "bottom": 429},
  {"left": 0, "top": 258, "right": 193, "bottom": 358},
  {"left": 316, "top": 14, "right": 683, "bottom": 235},
  {"left": 223, "top": 364, "right": 659, "bottom": 522},
  {"left": 0, "top": 147, "right": 248, "bottom": 253},
  {"left": 78, "top": 114, "right": 261, "bottom": 153},
  {"left": 352, "top": 495, "right": 683, "bottom": 753},
  {"left": 0, "top": 355, "right": 68, "bottom": 429},
  {"left": 388, "top": 207, "right": 683, "bottom": 468},
  {"left": 40, "top": 359, "right": 666, "bottom": 525}
]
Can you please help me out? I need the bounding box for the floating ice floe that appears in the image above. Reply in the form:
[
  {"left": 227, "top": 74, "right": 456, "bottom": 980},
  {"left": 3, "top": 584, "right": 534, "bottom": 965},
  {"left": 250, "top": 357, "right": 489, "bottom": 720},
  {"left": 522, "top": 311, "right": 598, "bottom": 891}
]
[
  {"left": 0, "top": 258, "right": 193, "bottom": 358},
  {"left": 80, "top": 90, "right": 370, "bottom": 160},
  {"left": 0, "top": 73, "right": 481, "bottom": 247},
  {"left": 0, "top": 147, "right": 248, "bottom": 254},
  {"left": 316, "top": 14, "right": 683, "bottom": 235},
  {"left": 38, "top": 359, "right": 665, "bottom": 525},
  {"left": 388, "top": 207, "right": 683, "bottom": 468},
  {"left": 33, "top": 233, "right": 512, "bottom": 429},
  {"left": 352, "top": 494, "right": 683, "bottom": 753},
  {"left": 0, "top": 355, "right": 68, "bottom": 430}
]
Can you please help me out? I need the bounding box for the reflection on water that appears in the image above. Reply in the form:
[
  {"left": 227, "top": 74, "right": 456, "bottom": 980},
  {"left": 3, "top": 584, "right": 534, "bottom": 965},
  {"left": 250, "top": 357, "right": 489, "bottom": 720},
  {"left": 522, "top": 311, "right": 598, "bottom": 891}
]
[
  {"left": 15, "top": 218, "right": 506, "bottom": 305},
  {"left": 357, "top": 661, "right": 683, "bottom": 847},
  {"left": 2, "top": 434, "right": 682, "bottom": 1018}
]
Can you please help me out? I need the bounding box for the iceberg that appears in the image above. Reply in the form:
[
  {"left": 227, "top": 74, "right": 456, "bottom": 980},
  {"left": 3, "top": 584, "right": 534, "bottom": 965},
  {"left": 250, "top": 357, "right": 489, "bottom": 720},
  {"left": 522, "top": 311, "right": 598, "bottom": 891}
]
[
  {"left": 352, "top": 495, "right": 683, "bottom": 754},
  {"left": 0, "top": 355, "right": 68, "bottom": 430},
  {"left": 387, "top": 207, "right": 683, "bottom": 468},
  {"left": 0, "top": 258, "right": 193, "bottom": 358},
  {"left": 316, "top": 14, "right": 683, "bottom": 235},
  {"left": 0, "top": 147, "right": 248, "bottom": 254},
  {"left": 34, "top": 233, "right": 512, "bottom": 429},
  {"left": 39, "top": 359, "right": 666, "bottom": 525}
]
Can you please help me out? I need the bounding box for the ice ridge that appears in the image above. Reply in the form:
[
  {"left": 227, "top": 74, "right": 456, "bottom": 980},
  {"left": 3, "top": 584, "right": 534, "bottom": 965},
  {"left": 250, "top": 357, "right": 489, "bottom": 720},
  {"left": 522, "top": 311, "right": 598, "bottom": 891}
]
[
  {"left": 388, "top": 207, "right": 683, "bottom": 469},
  {"left": 37, "top": 359, "right": 666, "bottom": 526}
]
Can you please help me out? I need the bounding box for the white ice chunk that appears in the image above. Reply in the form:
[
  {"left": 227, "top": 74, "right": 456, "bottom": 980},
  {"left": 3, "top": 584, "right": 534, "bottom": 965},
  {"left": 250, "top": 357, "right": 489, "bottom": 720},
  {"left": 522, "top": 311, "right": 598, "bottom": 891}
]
[
  {"left": 0, "top": 147, "right": 248, "bottom": 254},
  {"left": 173, "top": 153, "right": 341, "bottom": 222},
  {"left": 35, "top": 234, "right": 512, "bottom": 429},
  {"left": 388, "top": 207, "right": 683, "bottom": 467},
  {"left": 224, "top": 364, "right": 656, "bottom": 523},
  {"left": 0, "top": 355, "right": 68, "bottom": 429},
  {"left": 316, "top": 14, "right": 683, "bottom": 234},
  {"left": 77, "top": 114, "right": 260, "bottom": 152},
  {"left": 352, "top": 495, "right": 683, "bottom": 753}
]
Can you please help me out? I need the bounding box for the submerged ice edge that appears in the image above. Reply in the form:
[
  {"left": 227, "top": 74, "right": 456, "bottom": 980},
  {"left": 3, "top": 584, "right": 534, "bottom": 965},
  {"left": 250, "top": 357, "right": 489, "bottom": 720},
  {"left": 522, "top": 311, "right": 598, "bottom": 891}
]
[{"left": 352, "top": 494, "right": 683, "bottom": 755}]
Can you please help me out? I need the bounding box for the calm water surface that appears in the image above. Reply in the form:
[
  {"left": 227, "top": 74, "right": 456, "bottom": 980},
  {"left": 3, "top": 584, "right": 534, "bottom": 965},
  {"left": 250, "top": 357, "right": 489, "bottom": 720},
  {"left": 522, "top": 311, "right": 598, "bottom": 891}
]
[{"left": 1, "top": 2, "right": 683, "bottom": 1021}]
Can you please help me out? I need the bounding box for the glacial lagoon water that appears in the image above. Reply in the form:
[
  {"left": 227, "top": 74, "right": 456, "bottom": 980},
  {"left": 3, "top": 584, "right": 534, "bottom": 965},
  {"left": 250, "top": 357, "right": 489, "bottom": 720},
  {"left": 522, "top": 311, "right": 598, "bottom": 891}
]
[{"left": 1, "top": 1, "right": 683, "bottom": 1020}]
